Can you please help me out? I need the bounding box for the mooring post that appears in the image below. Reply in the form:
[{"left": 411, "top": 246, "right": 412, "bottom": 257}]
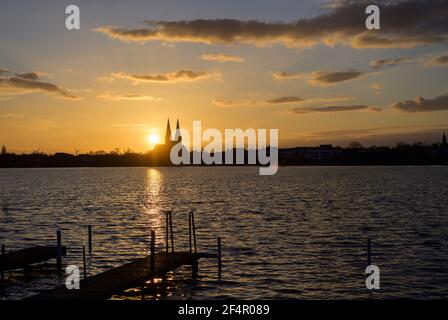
[
  {"left": 150, "top": 230, "right": 155, "bottom": 276},
  {"left": 218, "top": 237, "right": 222, "bottom": 280},
  {"left": 169, "top": 212, "right": 174, "bottom": 253},
  {"left": 82, "top": 245, "right": 87, "bottom": 280},
  {"left": 367, "top": 237, "right": 372, "bottom": 266},
  {"left": 88, "top": 225, "right": 92, "bottom": 254},
  {"left": 1, "top": 244, "right": 5, "bottom": 288},
  {"left": 191, "top": 211, "right": 197, "bottom": 255},
  {"left": 188, "top": 212, "right": 192, "bottom": 256},
  {"left": 56, "top": 230, "right": 62, "bottom": 271},
  {"left": 165, "top": 211, "right": 169, "bottom": 254}
]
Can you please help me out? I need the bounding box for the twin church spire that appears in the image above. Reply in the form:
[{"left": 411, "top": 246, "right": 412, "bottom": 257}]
[{"left": 165, "top": 118, "right": 182, "bottom": 144}]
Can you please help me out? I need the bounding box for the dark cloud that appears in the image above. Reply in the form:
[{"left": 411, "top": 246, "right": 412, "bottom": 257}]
[
  {"left": 15, "top": 72, "right": 40, "bottom": 80},
  {"left": 370, "top": 57, "right": 413, "bottom": 69},
  {"left": 272, "top": 72, "right": 302, "bottom": 80},
  {"left": 291, "top": 105, "right": 379, "bottom": 114},
  {"left": 266, "top": 96, "right": 304, "bottom": 104},
  {"left": 95, "top": 0, "right": 448, "bottom": 49},
  {"left": 0, "top": 75, "right": 80, "bottom": 100},
  {"left": 391, "top": 93, "right": 448, "bottom": 112},
  {"left": 110, "top": 70, "right": 215, "bottom": 83},
  {"left": 309, "top": 70, "right": 363, "bottom": 86},
  {"left": 273, "top": 70, "right": 363, "bottom": 85},
  {"left": 213, "top": 95, "right": 354, "bottom": 107},
  {"left": 427, "top": 54, "right": 448, "bottom": 66}
]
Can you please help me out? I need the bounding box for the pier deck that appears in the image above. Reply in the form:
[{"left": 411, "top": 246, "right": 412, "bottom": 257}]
[
  {"left": 28, "top": 251, "right": 200, "bottom": 300},
  {"left": 1, "top": 246, "right": 67, "bottom": 271}
]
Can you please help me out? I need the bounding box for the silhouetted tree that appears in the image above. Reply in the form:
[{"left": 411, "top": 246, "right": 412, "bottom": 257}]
[
  {"left": 1, "top": 145, "right": 6, "bottom": 155},
  {"left": 348, "top": 141, "right": 363, "bottom": 149}
]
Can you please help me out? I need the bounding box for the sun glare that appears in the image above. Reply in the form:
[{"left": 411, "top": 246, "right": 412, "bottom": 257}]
[{"left": 147, "top": 134, "right": 160, "bottom": 145}]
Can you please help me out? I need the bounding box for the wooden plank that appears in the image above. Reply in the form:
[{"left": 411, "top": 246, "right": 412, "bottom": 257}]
[
  {"left": 1, "top": 246, "right": 67, "bottom": 270},
  {"left": 28, "top": 252, "right": 199, "bottom": 300}
]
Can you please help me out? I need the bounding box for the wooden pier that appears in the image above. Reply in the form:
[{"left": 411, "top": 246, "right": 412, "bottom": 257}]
[
  {"left": 28, "top": 251, "right": 201, "bottom": 300},
  {"left": 2, "top": 211, "right": 222, "bottom": 300},
  {"left": 1, "top": 246, "right": 67, "bottom": 271}
]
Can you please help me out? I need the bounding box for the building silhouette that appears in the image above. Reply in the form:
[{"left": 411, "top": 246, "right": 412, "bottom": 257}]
[{"left": 150, "top": 118, "right": 183, "bottom": 166}]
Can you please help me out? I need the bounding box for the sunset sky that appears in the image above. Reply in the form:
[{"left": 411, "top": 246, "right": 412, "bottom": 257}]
[{"left": 1, "top": 0, "right": 448, "bottom": 153}]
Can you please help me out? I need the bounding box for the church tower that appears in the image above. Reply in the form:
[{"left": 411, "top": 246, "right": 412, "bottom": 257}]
[
  {"left": 174, "top": 118, "right": 182, "bottom": 142},
  {"left": 165, "top": 118, "right": 172, "bottom": 145}
]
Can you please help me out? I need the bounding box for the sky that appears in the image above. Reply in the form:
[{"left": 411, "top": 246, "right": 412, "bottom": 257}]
[{"left": 1, "top": 0, "right": 448, "bottom": 153}]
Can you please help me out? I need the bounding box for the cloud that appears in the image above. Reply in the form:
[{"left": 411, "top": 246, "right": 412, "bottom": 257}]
[
  {"left": 108, "top": 70, "right": 215, "bottom": 84},
  {"left": 0, "top": 73, "right": 81, "bottom": 100},
  {"left": 201, "top": 53, "right": 244, "bottom": 63},
  {"left": 370, "top": 57, "right": 413, "bottom": 70},
  {"left": 273, "top": 70, "right": 363, "bottom": 85},
  {"left": 98, "top": 93, "right": 162, "bottom": 102},
  {"left": 212, "top": 98, "right": 259, "bottom": 107},
  {"left": 272, "top": 72, "right": 303, "bottom": 80},
  {"left": 391, "top": 93, "right": 448, "bottom": 112},
  {"left": 427, "top": 54, "right": 448, "bottom": 67},
  {"left": 369, "top": 82, "right": 384, "bottom": 90},
  {"left": 291, "top": 104, "right": 380, "bottom": 114},
  {"left": 266, "top": 96, "right": 304, "bottom": 104},
  {"left": 15, "top": 72, "right": 40, "bottom": 80},
  {"left": 308, "top": 70, "right": 363, "bottom": 86},
  {"left": 94, "top": 1, "right": 448, "bottom": 49},
  {"left": 214, "top": 95, "right": 355, "bottom": 107}
]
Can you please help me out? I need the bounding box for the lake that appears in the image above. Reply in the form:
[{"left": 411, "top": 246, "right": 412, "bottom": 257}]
[{"left": 1, "top": 166, "right": 447, "bottom": 299}]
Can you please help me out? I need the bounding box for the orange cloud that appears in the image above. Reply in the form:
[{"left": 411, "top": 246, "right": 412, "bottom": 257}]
[{"left": 201, "top": 53, "right": 244, "bottom": 63}]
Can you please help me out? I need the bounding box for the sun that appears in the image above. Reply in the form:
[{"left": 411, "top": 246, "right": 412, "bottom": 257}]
[{"left": 147, "top": 133, "right": 160, "bottom": 145}]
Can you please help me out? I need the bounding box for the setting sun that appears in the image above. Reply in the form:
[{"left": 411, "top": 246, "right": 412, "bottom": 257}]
[{"left": 147, "top": 134, "right": 160, "bottom": 145}]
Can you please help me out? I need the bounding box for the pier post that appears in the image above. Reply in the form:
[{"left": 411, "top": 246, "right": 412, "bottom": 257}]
[
  {"left": 56, "top": 230, "right": 62, "bottom": 271},
  {"left": 165, "top": 211, "right": 169, "bottom": 254},
  {"left": 189, "top": 212, "right": 192, "bottom": 256},
  {"left": 191, "top": 211, "right": 197, "bottom": 255},
  {"left": 1, "top": 244, "right": 4, "bottom": 288},
  {"left": 218, "top": 237, "right": 222, "bottom": 280},
  {"left": 169, "top": 212, "right": 174, "bottom": 253},
  {"left": 150, "top": 230, "right": 155, "bottom": 276},
  {"left": 367, "top": 238, "right": 371, "bottom": 266},
  {"left": 82, "top": 245, "right": 87, "bottom": 280},
  {"left": 88, "top": 225, "right": 92, "bottom": 254}
]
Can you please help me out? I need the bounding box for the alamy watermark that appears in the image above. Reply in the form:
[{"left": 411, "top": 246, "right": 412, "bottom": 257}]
[
  {"left": 169, "top": 121, "right": 278, "bottom": 176},
  {"left": 65, "top": 265, "right": 80, "bottom": 290}
]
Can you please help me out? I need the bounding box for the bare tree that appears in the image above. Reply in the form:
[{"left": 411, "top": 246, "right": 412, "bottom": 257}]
[{"left": 348, "top": 141, "right": 363, "bottom": 149}]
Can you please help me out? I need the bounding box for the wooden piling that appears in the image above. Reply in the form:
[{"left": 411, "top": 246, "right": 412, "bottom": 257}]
[
  {"left": 88, "top": 225, "right": 92, "bottom": 254},
  {"left": 165, "top": 211, "right": 169, "bottom": 254},
  {"left": 191, "top": 211, "right": 197, "bottom": 254},
  {"left": 1, "top": 244, "right": 5, "bottom": 288},
  {"left": 150, "top": 230, "right": 155, "bottom": 276},
  {"left": 169, "top": 212, "right": 174, "bottom": 253},
  {"left": 217, "top": 237, "right": 222, "bottom": 280},
  {"left": 82, "top": 245, "right": 87, "bottom": 280},
  {"left": 188, "top": 212, "right": 192, "bottom": 256},
  {"left": 367, "top": 238, "right": 371, "bottom": 266},
  {"left": 56, "top": 230, "right": 62, "bottom": 271}
]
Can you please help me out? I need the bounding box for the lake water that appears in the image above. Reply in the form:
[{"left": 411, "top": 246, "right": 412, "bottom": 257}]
[{"left": 1, "top": 166, "right": 448, "bottom": 300}]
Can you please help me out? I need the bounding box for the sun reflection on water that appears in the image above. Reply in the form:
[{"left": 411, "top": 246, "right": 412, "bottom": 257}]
[{"left": 142, "top": 168, "right": 165, "bottom": 250}]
